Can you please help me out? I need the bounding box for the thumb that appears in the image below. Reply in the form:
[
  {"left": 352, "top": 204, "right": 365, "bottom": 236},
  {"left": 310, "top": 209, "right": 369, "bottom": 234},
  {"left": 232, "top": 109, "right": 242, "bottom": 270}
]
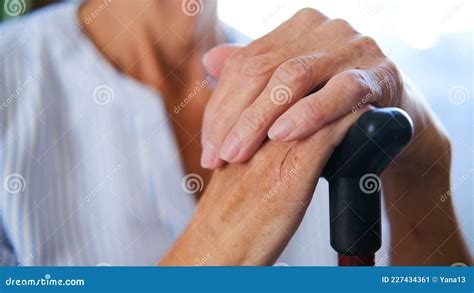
[{"left": 202, "top": 44, "right": 242, "bottom": 77}]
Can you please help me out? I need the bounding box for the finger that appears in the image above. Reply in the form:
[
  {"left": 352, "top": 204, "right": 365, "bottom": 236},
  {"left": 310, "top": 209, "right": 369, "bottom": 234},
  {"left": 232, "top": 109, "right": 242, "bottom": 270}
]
[
  {"left": 201, "top": 9, "right": 331, "bottom": 169},
  {"left": 200, "top": 49, "right": 282, "bottom": 169},
  {"left": 202, "top": 44, "right": 242, "bottom": 77},
  {"left": 268, "top": 66, "right": 398, "bottom": 142},
  {"left": 218, "top": 51, "right": 352, "bottom": 163}
]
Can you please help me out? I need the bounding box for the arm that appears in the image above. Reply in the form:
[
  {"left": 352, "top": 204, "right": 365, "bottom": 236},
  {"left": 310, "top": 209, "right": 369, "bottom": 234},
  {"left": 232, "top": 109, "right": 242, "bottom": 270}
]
[{"left": 383, "top": 82, "right": 471, "bottom": 266}]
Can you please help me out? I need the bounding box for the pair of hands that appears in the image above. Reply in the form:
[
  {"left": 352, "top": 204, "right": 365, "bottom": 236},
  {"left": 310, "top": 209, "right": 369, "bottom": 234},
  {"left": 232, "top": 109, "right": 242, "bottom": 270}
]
[
  {"left": 161, "top": 8, "right": 448, "bottom": 265},
  {"left": 200, "top": 8, "right": 403, "bottom": 169}
]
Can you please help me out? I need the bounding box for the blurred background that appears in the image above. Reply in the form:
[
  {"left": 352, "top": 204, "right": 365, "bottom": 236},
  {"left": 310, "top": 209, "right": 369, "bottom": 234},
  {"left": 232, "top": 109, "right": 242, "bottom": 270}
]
[{"left": 1, "top": 0, "right": 473, "bottom": 254}]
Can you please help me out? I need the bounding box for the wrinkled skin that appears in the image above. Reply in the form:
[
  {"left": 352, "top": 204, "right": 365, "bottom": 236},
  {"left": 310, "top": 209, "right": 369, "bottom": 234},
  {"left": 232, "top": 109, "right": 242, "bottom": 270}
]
[
  {"left": 161, "top": 111, "right": 365, "bottom": 265},
  {"left": 200, "top": 8, "right": 406, "bottom": 168}
]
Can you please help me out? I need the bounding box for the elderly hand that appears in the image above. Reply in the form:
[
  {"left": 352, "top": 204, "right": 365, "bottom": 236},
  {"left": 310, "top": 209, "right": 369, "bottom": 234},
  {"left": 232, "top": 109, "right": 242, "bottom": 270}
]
[
  {"left": 160, "top": 111, "right": 365, "bottom": 265},
  {"left": 201, "top": 8, "right": 423, "bottom": 169}
]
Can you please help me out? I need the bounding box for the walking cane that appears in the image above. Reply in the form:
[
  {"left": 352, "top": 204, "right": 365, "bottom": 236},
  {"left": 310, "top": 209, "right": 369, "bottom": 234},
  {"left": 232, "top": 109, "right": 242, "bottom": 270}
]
[{"left": 322, "top": 107, "right": 414, "bottom": 266}]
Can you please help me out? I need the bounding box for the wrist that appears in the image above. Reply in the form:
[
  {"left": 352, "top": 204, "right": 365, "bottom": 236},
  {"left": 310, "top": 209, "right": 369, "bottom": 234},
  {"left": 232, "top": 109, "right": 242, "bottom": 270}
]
[
  {"left": 390, "top": 82, "right": 452, "bottom": 171},
  {"left": 161, "top": 199, "right": 295, "bottom": 266},
  {"left": 191, "top": 206, "right": 293, "bottom": 265},
  {"left": 392, "top": 122, "right": 451, "bottom": 173}
]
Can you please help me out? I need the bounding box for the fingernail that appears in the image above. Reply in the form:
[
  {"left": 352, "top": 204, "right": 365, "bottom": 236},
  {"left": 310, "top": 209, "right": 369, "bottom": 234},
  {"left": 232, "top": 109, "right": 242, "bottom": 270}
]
[
  {"left": 268, "top": 118, "right": 294, "bottom": 141},
  {"left": 220, "top": 134, "right": 241, "bottom": 161},
  {"left": 201, "top": 145, "right": 218, "bottom": 169}
]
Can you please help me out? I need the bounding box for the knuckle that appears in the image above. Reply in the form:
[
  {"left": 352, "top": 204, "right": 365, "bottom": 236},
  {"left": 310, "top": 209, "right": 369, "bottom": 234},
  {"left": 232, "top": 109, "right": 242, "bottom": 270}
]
[
  {"left": 295, "top": 7, "right": 321, "bottom": 19},
  {"left": 330, "top": 18, "right": 352, "bottom": 30},
  {"left": 320, "top": 18, "right": 357, "bottom": 36},
  {"left": 383, "top": 59, "right": 398, "bottom": 76},
  {"left": 248, "top": 36, "right": 277, "bottom": 53},
  {"left": 361, "top": 35, "right": 378, "bottom": 48},
  {"left": 383, "top": 60, "right": 401, "bottom": 85},
  {"left": 275, "top": 58, "right": 312, "bottom": 89},
  {"left": 352, "top": 35, "right": 380, "bottom": 51},
  {"left": 336, "top": 71, "right": 369, "bottom": 98},
  {"left": 240, "top": 106, "right": 266, "bottom": 134},
  {"left": 379, "top": 60, "right": 403, "bottom": 102}
]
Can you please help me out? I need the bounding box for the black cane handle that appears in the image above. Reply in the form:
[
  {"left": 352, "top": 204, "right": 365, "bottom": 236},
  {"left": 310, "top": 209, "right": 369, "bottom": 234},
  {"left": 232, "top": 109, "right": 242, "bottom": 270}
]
[{"left": 322, "top": 107, "right": 414, "bottom": 257}]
